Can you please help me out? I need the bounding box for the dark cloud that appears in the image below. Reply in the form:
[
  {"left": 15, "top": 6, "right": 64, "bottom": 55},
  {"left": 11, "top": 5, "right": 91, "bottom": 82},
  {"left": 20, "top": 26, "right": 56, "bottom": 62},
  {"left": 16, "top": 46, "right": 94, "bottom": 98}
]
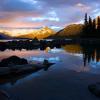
[
  {"left": 37, "top": 0, "right": 100, "bottom": 7},
  {"left": 0, "top": 0, "right": 36, "bottom": 11}
]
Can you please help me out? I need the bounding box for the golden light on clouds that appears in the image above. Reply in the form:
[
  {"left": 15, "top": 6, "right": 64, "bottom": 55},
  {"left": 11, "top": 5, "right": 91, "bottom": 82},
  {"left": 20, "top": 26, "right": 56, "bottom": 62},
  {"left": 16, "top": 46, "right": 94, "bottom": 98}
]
[{"left": 0, "top": 0, "right": 100, "bottom": 29}]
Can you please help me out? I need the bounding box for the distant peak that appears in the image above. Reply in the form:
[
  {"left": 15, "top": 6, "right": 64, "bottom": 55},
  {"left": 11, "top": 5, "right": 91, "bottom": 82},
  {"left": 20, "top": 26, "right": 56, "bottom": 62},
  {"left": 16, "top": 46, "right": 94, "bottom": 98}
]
[{"left": 42, "top": 26, "right": 50, "bottom": 29}]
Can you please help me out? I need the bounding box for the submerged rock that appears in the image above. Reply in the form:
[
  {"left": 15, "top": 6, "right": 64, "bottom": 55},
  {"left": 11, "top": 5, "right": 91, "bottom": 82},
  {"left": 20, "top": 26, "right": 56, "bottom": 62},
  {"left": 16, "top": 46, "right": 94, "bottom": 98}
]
[
  {"left": 0, "top": 56, "right": 28, "bottom": 67},
  {"left": 43, "top": 59, "right": 54, "bottom": 71},
  {"left": 88, "top": 83, "right": 100, "bottom": 97}
]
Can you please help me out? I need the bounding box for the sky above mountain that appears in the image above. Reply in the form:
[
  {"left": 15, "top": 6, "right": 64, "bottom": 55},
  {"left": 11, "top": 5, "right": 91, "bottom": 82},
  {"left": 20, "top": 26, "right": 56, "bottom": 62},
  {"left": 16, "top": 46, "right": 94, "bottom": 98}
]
[{"left": 0, "top": 0, "right": 100, "bottom": 30}]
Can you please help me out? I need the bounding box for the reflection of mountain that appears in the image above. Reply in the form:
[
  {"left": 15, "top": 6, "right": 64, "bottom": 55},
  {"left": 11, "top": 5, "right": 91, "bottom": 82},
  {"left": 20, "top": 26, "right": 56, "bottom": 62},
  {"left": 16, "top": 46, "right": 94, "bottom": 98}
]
[
  {"left": 49, "top": 24, "right": 83, "bottom": 38},
  {"left": 62, "top": 44, "right": 82, "bottom": 53}
]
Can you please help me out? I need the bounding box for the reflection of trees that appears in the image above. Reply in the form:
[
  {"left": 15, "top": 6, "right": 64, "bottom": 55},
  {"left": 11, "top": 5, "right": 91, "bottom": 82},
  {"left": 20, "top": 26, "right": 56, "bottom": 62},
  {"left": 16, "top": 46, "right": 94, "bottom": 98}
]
[
  {"left": 62, "top": 43, "right": 100, "bottom": 67},
  {"left": 62, "top": 44, "right": 82, "bottom": 54},
  {"left": 81, "top": 44, "right": 100, "bottom": 66}
]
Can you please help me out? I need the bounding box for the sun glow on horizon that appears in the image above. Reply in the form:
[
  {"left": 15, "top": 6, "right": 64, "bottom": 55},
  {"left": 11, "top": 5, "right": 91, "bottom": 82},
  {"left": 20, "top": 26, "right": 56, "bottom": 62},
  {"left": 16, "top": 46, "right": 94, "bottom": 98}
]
[{"left": 0, "top": 26, "right": 56, "bottom": 39}]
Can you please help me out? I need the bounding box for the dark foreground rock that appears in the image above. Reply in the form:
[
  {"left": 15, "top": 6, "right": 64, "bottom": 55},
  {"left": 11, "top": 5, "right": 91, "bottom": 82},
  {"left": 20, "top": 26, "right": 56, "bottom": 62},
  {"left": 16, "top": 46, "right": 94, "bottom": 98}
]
[
  {"left": 88, "top": 83, "right": 100, "bottom": 97},
  {"left": 0, "top": 90, "right": 10, "bottom": 100},
  {"left": 0, "top": 56, "right": 28, "bottom": 67}
]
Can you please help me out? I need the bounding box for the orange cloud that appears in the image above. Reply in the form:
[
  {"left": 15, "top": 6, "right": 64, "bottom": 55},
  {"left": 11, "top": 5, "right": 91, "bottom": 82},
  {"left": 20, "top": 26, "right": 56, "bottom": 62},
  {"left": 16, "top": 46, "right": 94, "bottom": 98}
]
[
  {"left": 0, "top": 21, "right": 44, "bottom": 28},
  {"left": 0, "top": 11, "right": 42, "bottom": 27}
]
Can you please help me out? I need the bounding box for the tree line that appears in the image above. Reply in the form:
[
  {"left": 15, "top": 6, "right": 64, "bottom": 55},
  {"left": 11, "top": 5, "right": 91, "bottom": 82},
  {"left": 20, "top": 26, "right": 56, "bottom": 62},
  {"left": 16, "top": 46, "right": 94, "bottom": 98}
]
[{"left": 81, "top": 13, "right": 100, "bottom": 38}]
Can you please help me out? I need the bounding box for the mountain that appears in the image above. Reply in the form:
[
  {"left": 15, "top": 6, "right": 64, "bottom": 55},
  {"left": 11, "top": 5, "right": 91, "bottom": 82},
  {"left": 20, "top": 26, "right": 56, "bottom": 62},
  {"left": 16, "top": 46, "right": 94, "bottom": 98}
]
[
  {"left": 0, "top": 32, "right": 11, "bottom": 39},
  {"left": 49, "top": 24, "right": 83, "bottom": 39},
  {"left": 16, "top": 27, "right": 55, "bottom": 39},
  {"left": 0, "top": 24, "right": 83, "bottom": 39}
]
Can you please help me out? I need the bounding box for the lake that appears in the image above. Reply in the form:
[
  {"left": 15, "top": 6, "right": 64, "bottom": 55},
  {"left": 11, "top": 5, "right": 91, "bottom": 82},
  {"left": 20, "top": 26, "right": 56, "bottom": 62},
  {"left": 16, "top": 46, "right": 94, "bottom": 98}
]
[{"left": 0, "top": 43, "right": 100, "bottom": 100}]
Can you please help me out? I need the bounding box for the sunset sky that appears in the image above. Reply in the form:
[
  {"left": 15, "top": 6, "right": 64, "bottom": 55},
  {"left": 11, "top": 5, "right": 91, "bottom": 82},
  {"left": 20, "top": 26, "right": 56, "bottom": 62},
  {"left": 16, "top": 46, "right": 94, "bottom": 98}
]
[{"left": 0, "top": 0, "right": 100, "bottom": 30}]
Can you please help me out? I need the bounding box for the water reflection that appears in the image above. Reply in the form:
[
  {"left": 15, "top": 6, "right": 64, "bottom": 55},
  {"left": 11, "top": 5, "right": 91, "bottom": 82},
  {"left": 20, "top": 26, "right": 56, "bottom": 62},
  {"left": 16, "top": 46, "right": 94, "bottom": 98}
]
[
  {"left": 45, "top": 47, "right": 64, "bottom": 53},
  {"left": 0, "top": 63, "right": 53, "bottom": 86},
  {"left": 0, "top": 43, "right": 100, "bottom": 85},
  {"left": 0, "top": 71, "right": 35, "bottom": 85},
  {"left": 62, "top": 44, "right": 82, "bottom": 54},
  {"left": 82, "top": 44, "right": 100, "bottom": 67},
  {"left": 0, "top": 44, "right": 100, "bottom": 68},
  {"left": 63, "top": 44, "right": 100, "bottom": 67},
  {"left": 29, "top": 57, "right": 60, "bottom": 63}
]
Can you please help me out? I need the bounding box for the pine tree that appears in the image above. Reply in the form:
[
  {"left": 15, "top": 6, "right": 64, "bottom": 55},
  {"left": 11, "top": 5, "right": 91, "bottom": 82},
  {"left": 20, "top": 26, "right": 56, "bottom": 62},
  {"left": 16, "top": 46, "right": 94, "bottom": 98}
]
[
  {"left": 97, "top": 16, "right": 100, "bottom": 29},
  {"left": 92, "top": 19, "right": 96, "bottom": 37},
  {"left": 82, "top": 13, "right": 89, "bottom": 38},
  {"left": 92, "top": 19, "right": 96, "bottom": 29},
  {"left": 81, "top": 13, "right": 100, "bottom": 38},
  {"left": 97, "top": 16, "right": 100, "bottom": 37},
  {"left": 84, "top": 13, "right": 88, "bottom": 26},
  {"left": 88, "top": 16, "right": 92, "bottom": 37},
  {"left": 89, "top": 16, "right": 92, "bottom": 27}
]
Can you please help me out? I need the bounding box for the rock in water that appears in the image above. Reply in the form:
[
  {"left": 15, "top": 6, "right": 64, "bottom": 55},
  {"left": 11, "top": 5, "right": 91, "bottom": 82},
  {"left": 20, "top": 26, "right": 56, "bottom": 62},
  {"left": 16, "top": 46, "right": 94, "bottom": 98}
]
[
  {"left": 0, "top": 56, "right": 28, "bottom": 67},
  {"left": 88, "top": 83, "right": 100, "bottom": 97}
]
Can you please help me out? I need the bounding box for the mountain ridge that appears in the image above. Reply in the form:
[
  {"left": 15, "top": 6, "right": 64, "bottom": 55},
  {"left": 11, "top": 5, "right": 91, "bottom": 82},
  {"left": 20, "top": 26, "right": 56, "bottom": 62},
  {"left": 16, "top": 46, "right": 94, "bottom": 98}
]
[
  {"left": 0, "top": 27, "right": 55, "bottom": 39},
  {"left": 16, "top": 27, "right": 55, "bottom": 39},
  {"left": 0, "top": 32, "right": 11, "bottom": 39},
  {"left": 47, "top": 24, "right": 84, "bottom": 39}
]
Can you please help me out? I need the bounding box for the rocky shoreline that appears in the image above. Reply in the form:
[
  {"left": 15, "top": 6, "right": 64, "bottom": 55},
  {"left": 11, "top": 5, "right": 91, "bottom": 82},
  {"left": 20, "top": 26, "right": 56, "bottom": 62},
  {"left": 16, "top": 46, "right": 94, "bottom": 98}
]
[{"left": 0, "top": 56, "right": 54, "bottom": 77}]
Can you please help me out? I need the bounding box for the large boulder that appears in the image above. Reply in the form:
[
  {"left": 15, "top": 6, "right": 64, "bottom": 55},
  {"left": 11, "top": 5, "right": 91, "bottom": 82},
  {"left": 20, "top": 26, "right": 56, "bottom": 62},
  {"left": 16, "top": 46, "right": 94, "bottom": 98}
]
[
  {"left": 88, "top": 82, "right": 100, "bottom": 97},
  {"left": 0, "top": 56, "right": 28, "bottom": 67}
]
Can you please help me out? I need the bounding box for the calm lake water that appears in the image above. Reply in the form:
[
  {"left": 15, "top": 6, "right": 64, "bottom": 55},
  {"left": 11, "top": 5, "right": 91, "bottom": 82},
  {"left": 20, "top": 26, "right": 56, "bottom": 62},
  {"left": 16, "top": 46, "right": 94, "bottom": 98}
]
[
  {"left": 0, "top": 43, "right": 100, "bottom": 73},
  {"left": 0, "top": 43, "right": 100, "bottom": 100}
]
